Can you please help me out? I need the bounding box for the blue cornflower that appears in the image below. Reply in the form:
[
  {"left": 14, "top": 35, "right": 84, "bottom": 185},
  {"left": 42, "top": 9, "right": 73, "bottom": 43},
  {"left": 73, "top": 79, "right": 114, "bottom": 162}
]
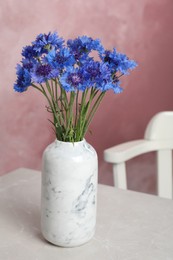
[
  {"left": 67, "top": 38, "right": 86, "bottom": 60},
  {"left": 113, "top": 82, "right": 123, "bottom": 94},
  {"left": 78, "top": 36, "right": 104, "bottom": 53},
  {"left": 94, "top": 63, "right": 112, "bottom": 91},
  {"left": 96, "top": 77, "right": 123, "bottom": 94},
  {"left": 115, "top": 52, "right": 137, "bottom": 75},
  {"left": 86, "top": 61, "right": 100, "bottom": 77},
  {"left": 22, "top": 58, "right": 37, "bottom": 71},
  {"left": 82, "top": 60, "right": 119, "bottom": 93},
  {"left": 82, "top": 60, "right": 101, "bottom": 84},
  {"left": 99, "top": 62, "right": 112, "bottom": 82},
  {"left": 13, "top": 31, "right": 138, "bottom": 142},
  {"left": 60, "top": 67, "right": 87, "bottom": 92},
  {"left": 22, "top": 45, "right": 38, "bottom": 59},
  {"left": 67, "top": 36, "right": 104, "bottom": 60},
  {"left": 83, "top": 61, "right": 110, "bottom": 85},
  {"left": 45, "top": 48, "right": 75, "bottom": 70},
  {"left": 32, "top": 32, "right": 64, "bottom": 55},
  {"left": 100, "top": 63, "right": 123, "bottom": 94},
  {"left": 31, "top": 63, "right": 59, "bottom": 83},
  {"left": 14, "top": 64, "right": 31, "bottom": 92},
  {"left": 101, "top": 48, "right": 137, "bottom": 75}
]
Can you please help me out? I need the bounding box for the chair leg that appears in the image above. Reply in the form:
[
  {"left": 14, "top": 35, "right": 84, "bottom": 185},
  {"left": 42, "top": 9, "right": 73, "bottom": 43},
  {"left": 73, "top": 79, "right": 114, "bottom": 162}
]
[
  {"left": 157, "top": 150, "right": 173, "bottom": 199},
  {"left": 113, "top": 162, "right": 127, "bottom": 189}
]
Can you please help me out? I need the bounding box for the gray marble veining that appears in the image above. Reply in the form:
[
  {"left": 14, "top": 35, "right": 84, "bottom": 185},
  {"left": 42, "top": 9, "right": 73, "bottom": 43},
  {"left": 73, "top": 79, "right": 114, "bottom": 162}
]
[{"left": 41, "top": 140, "right": 98, "bottom": 247}]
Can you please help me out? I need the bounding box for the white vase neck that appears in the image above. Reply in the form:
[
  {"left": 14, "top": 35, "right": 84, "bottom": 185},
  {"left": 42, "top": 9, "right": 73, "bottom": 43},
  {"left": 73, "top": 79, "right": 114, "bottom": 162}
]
[{"left": 55, "top": 139, "right": 85, "bottom": 146}]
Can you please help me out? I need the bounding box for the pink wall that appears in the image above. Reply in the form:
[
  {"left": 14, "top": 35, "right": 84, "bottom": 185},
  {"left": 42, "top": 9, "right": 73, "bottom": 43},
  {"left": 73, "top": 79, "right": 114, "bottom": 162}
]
[{"left": 1, "top": 0, "right": 173, "bottom": 194}]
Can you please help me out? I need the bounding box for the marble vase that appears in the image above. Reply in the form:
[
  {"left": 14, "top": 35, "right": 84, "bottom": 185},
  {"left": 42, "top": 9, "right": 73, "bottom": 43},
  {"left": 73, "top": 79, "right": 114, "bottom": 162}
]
[{"left": 41, "top": 139, "right": 98, "bottom": 247}]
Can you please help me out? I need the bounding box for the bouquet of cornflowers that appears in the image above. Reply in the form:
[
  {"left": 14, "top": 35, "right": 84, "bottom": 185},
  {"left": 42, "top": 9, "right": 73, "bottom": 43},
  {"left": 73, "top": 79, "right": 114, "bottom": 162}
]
[{"left": 14, "top": 32, "right": 137, "bottom": 142}]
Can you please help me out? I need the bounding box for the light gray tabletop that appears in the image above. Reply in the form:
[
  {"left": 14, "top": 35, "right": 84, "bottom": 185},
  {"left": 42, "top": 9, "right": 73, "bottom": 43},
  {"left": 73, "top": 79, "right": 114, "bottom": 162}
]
[{"left": 0, "top": 168, "right": 173, "bottom": 260}]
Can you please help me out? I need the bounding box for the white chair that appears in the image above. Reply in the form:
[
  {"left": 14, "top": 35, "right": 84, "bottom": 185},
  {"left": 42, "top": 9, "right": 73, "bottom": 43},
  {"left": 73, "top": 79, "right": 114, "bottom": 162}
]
[{"left": 104, "top": 111, "right": 173, "bottom": 199}]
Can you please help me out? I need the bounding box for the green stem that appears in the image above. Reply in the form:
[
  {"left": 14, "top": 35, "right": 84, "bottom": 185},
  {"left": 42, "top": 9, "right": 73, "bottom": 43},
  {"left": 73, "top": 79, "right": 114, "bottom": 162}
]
[
  {"left": 32, "top": 81, "right": 106, "bottom": 142},
  {"left": 33, "top": 82, "right": 65, "bottom": 140},
  {"left": 77, "top": 87, "right": 99, "bottom": 140},
  {"left": 45, "top": 81, "right": 65, "bottom": 126},
  {"left": 64, "top": 91, "right": 76, "bottom": 141},
  {"left": 55, "top": 79, "right": 58, "bottom": 103},
  {"left": 83, "top": 91, "right": 105, "bottom": 137},
  {"left": 75, "top": 88, "right": 90, "bottom": 140},
  {"left": 31, "top": 83, "right": 44, "bottom": 94},
  {"left": 75, "top": 90, "right": 79, "bottom": 128}
]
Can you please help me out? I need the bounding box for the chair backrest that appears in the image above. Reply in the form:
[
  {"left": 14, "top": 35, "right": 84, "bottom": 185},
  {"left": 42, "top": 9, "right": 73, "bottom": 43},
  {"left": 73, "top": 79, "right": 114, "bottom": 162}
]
[
  {"left": 104, "top": 111, "right": 173, "bottom": 199},
  {"left": 145, "top": 111, "right": 173, "bottom": 140}
]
